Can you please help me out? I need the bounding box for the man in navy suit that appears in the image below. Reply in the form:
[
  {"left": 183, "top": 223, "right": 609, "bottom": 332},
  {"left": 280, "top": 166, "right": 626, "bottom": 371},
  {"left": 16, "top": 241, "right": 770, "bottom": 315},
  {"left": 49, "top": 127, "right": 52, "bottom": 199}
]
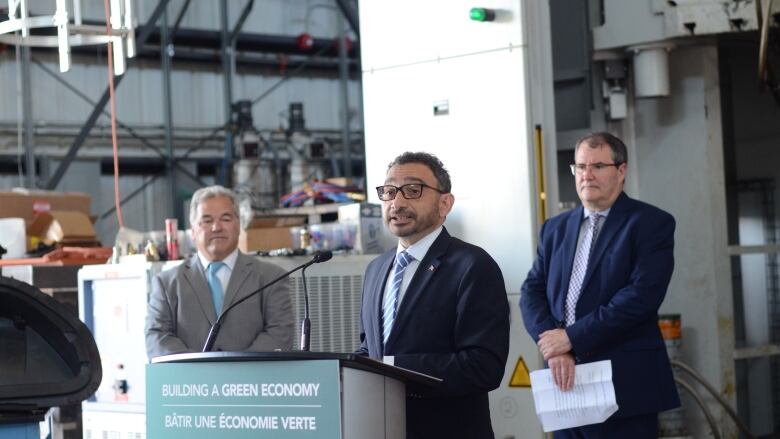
[
  {"left": 358, "top": 152, "right": 510, "bottom": 439},
  {"left": 520, "top": 132, "right": 680, "bottom": 438}
]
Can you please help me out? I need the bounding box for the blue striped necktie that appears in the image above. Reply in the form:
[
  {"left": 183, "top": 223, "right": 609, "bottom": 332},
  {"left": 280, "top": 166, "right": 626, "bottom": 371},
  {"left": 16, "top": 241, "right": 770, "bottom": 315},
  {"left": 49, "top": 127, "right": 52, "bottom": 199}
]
[
  {"left": 382, "top": 251, "right": 413, "bottom": 345},
  {"left": 565, "top": 214, "right": 603, "bottom": 326},
  {"left": 207, "top": 261, "right": 226, "bottom": 316}
]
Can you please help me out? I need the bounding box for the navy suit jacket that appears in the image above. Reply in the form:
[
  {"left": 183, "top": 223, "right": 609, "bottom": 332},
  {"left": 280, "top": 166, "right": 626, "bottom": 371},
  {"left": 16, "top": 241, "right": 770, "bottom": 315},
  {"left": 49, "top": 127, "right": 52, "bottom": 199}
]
[
  {"left": 521, "top": 192, "right": 680, "bottom": 419},
  {"left": 358, "top": 228, "right": 510, "bottom": 439}
]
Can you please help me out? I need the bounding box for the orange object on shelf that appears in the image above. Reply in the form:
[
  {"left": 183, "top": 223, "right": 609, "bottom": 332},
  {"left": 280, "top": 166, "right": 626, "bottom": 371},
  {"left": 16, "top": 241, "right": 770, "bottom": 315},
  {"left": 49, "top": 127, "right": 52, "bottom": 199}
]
[
  {"left": 0, "top": 246, "right": 112, "bottom": 267},
  {"left": 658, "top": 314, "right": 682, "bottom": 340}
]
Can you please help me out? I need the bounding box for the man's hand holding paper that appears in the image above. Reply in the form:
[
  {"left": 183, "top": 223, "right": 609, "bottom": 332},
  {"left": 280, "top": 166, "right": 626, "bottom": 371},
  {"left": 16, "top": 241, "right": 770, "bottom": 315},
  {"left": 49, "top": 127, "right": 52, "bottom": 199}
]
[
  {"left": 547, "top": 353, "right": 576, "bottom": 391},
  {"left": 529, "top": 360, "right": 619, "bottom": 432}
]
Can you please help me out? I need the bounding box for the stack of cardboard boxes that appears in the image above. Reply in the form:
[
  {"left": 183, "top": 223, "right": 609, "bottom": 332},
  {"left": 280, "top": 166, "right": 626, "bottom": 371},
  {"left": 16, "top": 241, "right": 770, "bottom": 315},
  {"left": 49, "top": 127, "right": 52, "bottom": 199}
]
[{"left": 0, "top": 190, "right": 98, "bottom": 258}]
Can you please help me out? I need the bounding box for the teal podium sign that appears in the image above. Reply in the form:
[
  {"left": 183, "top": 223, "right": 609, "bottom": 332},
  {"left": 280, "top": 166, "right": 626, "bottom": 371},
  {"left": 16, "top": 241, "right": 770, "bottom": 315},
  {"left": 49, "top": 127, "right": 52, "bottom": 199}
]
[{"left": 146, "top": 359, "right": 341, "bottom": 438}]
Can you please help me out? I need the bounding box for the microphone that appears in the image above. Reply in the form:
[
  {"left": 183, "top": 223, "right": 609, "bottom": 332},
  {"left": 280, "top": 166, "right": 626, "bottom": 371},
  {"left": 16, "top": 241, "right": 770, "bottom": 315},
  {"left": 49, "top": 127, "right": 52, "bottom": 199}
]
[
  {"left": 312, "top": 250, "right": 333, "bottom": 264},
  {"left": 299, "top": 250, "right": 332, "bottom": 351},
  {"left": 202, "top": 251, "right": 333, "bottom": 352}
]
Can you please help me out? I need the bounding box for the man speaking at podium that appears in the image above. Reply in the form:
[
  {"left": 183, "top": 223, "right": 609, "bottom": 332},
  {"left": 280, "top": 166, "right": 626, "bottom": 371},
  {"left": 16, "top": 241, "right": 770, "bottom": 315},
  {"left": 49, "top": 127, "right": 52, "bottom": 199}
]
[
  {"left": 358, "top": 152, "right": 510, "bottom": 438},
  {"left": 145, "top": 185, "right": 294, "bottom": 359}
]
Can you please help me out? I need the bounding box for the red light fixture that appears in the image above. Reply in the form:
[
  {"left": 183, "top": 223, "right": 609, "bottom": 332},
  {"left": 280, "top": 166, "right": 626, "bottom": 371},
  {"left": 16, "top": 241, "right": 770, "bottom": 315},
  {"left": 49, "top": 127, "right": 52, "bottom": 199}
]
[{"left": 296, "top": 33, "right": 314, "bottom": 51}]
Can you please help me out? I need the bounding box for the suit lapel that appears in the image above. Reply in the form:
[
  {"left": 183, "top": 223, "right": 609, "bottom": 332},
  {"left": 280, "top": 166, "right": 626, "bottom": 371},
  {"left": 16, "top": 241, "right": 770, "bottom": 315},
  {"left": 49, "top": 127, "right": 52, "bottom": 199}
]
[
  {"left": 580, "top": 192, "right": 630, "bottom": 291},
  {"left": 387, "top": 229, "right": 450, "bottom": 346},
  {"left": 559, "top": 207, "right": 584, "bottom": 316},
  {"left": 223, "top": 253, "right": 252, "bottom": 312},
  {"left": 181, "top": 255, "right": 217, "bottom": 324}
]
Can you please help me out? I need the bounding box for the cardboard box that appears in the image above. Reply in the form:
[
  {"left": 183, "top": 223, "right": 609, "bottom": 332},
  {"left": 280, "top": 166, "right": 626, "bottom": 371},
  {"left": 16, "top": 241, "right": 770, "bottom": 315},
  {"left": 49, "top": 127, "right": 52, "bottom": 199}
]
[
  {"left": 0, "top": 190, "right": 91, "bottom": 221},
  {"left": 238, "top": 216, "right": 306, "bottom": 253},
  {"left": 239, "top": 227, "right": 293, "bottom": 252},
  {"left": 338, "top": 203, "right": 396, "bottom": 254},
  {"left": 28, "top": 211, "right": 98, "bottom": 249},
  {"left": 247, "top": 216, "right": 306, "bottom": 228}
]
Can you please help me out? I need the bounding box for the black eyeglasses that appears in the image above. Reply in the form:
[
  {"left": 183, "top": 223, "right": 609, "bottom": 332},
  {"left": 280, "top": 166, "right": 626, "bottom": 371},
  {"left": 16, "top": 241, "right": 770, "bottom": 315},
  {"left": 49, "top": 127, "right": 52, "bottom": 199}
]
[
  {"left": 375, "top": 183, "right": 446, "bottom": 201},
  {"left": 569, "top": 162, "right": 622, "bottom": 175}
]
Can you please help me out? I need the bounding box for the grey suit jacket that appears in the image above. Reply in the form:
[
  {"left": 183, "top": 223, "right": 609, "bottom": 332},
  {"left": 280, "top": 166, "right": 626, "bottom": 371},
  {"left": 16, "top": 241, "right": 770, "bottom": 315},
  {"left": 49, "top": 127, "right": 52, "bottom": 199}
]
[{"left": 145, "top": 252, "right": 294, "bottom": 359}]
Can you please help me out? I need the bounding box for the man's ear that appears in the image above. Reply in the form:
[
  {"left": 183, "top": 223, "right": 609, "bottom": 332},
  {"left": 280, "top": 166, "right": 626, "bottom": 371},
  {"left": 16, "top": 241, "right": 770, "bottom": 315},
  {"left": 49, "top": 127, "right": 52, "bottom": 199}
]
[
  {"left": 439, "top": 193, "right": 455, "bottom": 218},
  {"left": 618, "top": 162, "right": 627, "bottom": 184}
]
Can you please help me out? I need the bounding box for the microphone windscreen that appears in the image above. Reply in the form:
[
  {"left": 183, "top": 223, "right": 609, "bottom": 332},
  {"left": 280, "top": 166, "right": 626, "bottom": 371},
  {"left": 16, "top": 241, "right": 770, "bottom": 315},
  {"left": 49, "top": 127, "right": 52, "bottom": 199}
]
[{"left": 314, "top": 251, "right": 333, "bottom": 263}]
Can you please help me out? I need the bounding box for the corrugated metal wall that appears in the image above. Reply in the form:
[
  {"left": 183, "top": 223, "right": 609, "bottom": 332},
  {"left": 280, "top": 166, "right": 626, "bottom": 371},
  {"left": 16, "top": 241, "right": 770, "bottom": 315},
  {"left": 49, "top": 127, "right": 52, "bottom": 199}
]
[{"left": 0, "top": 56, "right": 361, "bottom": 132}]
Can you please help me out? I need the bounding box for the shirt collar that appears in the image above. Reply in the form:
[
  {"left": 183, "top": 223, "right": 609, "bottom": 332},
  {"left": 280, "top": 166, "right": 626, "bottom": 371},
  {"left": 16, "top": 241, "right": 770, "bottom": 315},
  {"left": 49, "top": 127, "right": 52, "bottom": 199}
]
[
  {"left": 396, "top": 226, "right": 443, "bottom": 263},
  {"left": 197, "top": 248, "right": 239, "bottom": 271},
  {"left": 583, "top": 206, "right": 611, "bottom": 220}
]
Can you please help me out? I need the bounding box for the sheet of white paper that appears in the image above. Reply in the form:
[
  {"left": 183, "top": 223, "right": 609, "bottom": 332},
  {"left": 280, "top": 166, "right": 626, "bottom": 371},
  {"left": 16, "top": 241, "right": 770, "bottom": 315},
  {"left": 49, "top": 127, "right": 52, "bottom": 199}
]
[{"left": 530, "top": 359, "right": 619, "bottom": 432}]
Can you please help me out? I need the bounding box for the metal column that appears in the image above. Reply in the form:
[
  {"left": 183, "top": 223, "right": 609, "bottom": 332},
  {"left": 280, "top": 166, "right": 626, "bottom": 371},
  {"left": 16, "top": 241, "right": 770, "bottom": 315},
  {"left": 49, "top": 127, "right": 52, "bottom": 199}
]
[
  {"left": 219, "top": 0, "right": 234, "bottom": 185},
  {"left": 334, "top": 0, "right": 359, "bottom": 35},
  {"left": 21, "top": 45, "right": 35, "bottom": 188},
  {"left": 337, "top": 13, "right": 351, "bottom": 178},
  {"left": 160, "top": 6, "right": 180, "bottom": 220}
]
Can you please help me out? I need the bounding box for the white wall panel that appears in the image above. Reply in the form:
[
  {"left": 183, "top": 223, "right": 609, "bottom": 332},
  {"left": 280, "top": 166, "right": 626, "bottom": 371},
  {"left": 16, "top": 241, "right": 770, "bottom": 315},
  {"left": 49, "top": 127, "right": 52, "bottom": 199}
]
[
  {"left": 360, "top": 0, "right": 524, "bottom": 71},
  {"left": 362, "top": 47, "right": 534, "bottom": 292}
]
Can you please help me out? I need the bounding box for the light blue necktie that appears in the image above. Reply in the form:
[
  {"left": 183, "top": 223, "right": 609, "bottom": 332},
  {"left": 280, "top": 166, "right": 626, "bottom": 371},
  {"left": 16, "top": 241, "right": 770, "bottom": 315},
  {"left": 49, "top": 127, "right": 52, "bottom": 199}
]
[
  {"left": 565, "top": 214, "right": 603, "bottom": 326},
  {"left": 382, "top": 251, "right": 413, "bottom": 345},
  {"left": 207, "top": 261, "right": 226, "bottom": 316}
]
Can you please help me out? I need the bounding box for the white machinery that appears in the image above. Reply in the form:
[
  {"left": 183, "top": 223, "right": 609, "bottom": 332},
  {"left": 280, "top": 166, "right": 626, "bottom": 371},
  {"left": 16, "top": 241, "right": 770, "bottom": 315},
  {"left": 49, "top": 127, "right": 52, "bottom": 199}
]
[{"left": 78, "top": 261, "right": 170, "bottom": 439}]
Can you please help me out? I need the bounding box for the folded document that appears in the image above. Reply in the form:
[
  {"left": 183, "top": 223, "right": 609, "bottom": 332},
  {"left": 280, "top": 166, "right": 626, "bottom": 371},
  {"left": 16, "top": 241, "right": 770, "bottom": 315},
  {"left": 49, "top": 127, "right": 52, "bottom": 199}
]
[{"left": 530, "top": 359, "right": 619, "bottom": 432}]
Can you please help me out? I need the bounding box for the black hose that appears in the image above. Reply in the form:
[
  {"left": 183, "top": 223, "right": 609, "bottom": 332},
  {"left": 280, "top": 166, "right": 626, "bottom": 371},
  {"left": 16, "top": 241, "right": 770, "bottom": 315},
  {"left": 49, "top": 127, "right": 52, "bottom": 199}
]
[
  {"left": 671, "top": 359, "right": 756, "bottom": 439},
  {"left": 675, "top": 377, "right": 722, "bottom": 439}
]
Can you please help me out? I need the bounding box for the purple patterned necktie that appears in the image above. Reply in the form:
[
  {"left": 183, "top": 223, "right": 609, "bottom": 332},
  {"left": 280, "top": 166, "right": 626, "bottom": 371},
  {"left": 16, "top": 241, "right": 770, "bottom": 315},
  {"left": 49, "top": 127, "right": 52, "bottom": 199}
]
[{"left": 565, "top": 214, "right": 603, "bottom": 326}]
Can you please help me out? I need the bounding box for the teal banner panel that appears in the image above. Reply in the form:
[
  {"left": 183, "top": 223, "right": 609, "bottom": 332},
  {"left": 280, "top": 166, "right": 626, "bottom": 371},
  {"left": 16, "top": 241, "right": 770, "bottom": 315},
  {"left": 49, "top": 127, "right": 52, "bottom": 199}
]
[{"left": 146, "top": 360, "right": 341, "bottom": 439}]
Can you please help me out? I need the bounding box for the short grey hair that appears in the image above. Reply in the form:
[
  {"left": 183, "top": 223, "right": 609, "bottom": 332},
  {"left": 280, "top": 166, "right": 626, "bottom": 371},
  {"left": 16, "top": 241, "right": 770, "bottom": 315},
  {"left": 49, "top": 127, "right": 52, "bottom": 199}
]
[{"left": 189, "top": 185, "right": 251, "bottom": 229}]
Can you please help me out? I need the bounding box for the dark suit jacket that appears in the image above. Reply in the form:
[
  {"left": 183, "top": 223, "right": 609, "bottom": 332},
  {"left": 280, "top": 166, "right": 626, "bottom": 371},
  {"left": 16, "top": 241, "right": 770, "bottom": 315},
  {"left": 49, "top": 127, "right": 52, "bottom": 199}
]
[
  {"left": 358, "top": 228, "right": 510, "bottom": 439},
  {"left": 521, "top": 192, "right": 680, "bottom": 419},
  {"left": 145, "top": 252, "right": 294, "bottom": 359}
]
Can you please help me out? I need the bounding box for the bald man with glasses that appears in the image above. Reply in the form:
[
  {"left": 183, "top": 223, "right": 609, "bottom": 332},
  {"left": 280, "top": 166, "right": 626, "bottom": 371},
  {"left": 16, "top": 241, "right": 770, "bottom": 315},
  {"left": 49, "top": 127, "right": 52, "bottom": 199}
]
[{"left": 356, "top": 151, "right": 510, "bottom": 439}]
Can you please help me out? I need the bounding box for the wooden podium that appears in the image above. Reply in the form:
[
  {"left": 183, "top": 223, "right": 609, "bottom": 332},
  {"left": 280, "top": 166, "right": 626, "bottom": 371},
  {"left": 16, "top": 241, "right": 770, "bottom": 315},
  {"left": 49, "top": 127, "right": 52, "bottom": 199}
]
[{"left": 146, "top": 352, "right": 440, "bottom": 439}]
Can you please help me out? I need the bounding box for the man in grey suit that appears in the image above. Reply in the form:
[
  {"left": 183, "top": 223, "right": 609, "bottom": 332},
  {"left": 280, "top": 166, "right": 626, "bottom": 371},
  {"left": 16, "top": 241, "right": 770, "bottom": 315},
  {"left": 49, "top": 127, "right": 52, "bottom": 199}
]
[{"left": 145, "top": 185, "right": 294, "bottom": 359}]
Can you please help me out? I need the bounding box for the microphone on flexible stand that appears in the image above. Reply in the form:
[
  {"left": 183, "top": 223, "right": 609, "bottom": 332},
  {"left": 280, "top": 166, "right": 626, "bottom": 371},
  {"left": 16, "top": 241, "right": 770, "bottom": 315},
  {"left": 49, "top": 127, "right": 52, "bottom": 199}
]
[
  {"left": 202, "top": 250, "right": 333, "bottom": 352},
  {"left": 299, "top": 250, "right": 333, "bottom": 351}
]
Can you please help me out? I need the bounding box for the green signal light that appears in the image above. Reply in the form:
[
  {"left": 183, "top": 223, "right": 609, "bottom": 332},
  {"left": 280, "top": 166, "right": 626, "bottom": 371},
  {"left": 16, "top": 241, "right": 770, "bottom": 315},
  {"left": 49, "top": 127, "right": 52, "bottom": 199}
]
[
  {"left": 470, "top": 8, "right": 486, "bottom": 21},
  {"left": 469, "top": 7, "right": 495, "bottom": 22}
]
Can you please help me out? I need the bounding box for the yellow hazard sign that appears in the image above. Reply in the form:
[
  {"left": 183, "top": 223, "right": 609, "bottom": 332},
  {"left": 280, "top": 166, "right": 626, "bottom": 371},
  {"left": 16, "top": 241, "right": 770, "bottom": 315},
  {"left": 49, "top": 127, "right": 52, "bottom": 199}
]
[{"left": 509, "top": 356, "right": 531, "bottom": 387}]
